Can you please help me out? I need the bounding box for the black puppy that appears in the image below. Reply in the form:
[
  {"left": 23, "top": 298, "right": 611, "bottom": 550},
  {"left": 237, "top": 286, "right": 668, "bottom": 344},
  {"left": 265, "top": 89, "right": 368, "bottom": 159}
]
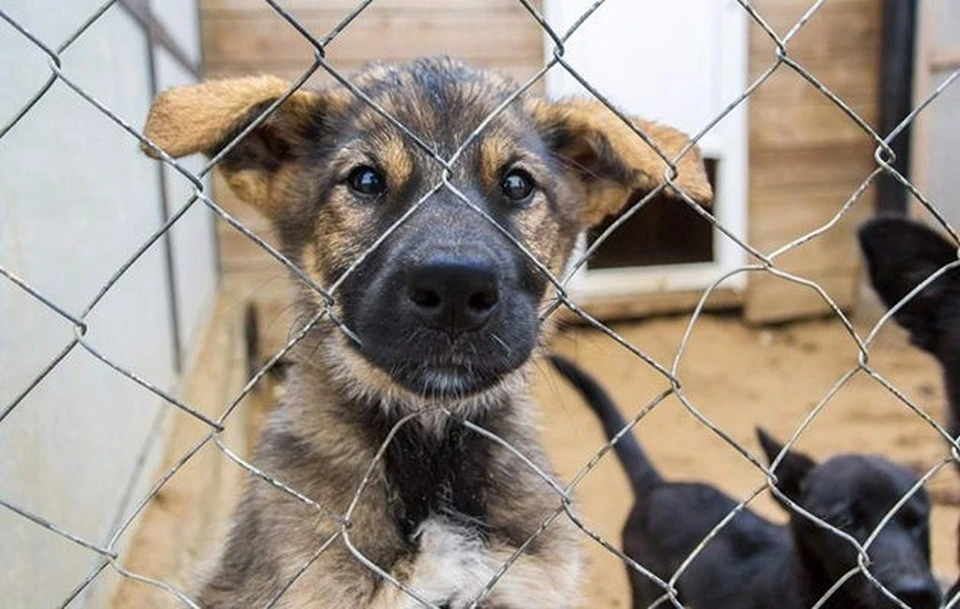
[
  {"left": 859, "top": 216, "right": 960, "bottom": 603},
  {"left": 859, "top": 216, "right": 960, "bottom": 443},
  {"left": 550, "top": 354, "right": 940, "bottom": 609}
]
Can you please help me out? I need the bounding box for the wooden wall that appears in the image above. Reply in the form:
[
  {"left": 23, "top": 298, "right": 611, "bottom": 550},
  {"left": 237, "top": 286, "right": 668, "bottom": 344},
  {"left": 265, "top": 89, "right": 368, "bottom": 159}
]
[
  {"left": 743, "top": 0, "right": 881, "bottom": 323},
  {"left": 199, "top": 0, "right": 881, "bottom": 324},
  {"left": 202, "top": 0, "right": 543, "bottom": 84}
]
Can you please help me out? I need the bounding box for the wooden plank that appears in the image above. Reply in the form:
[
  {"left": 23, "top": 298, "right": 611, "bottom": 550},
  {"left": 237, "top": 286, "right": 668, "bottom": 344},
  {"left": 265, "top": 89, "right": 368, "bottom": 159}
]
[
  {"left": 203, "top": 13, "right": 542, "bottom": 64},
  {"left": 558, "top": 288, "right": 742, "bottom": 325},
  {"left": 750, "top": 101, "right": 877, "bottom": 151},
  {"left": 204, "top": 59, "right": 547, "bottom": 92},
  {"left": 748, "top": 146, "right": 878, "bottom": 190},
  {"left": 931, "top": 47, "right": 960, "bottom": 71},
  {"left": 744, "top": 268, "right": 860, "bottom": 324},
  {"left": 203, "top": 0, "right": 536, "bottom": 13},
  {"left": 747, "top": 54, "right": 878, "bottom": 107},
  {"left": 754, "top": 232, "right": 864, "bottom": 276},
  {"left": 749, "top": 184, "right": 876, "bottom": 246},
  {"left": 747, "top": 0, "right": 880, "bottom": 58}
]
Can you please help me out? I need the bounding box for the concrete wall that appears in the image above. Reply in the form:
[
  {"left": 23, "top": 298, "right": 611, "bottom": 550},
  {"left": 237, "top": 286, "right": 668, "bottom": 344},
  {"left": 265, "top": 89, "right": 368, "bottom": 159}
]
[
  {"left": 925, "top": 2, "right": 960, "bottom": 227},
  {"left": 0, "top": 2, "right": 214, "bottom": 606}
]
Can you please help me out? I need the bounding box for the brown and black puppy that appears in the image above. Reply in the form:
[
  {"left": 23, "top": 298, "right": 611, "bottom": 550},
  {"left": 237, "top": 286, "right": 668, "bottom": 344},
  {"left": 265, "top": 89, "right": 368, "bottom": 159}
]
[{"left": 142, "top": 58, "right": 712, "bottom": 608}]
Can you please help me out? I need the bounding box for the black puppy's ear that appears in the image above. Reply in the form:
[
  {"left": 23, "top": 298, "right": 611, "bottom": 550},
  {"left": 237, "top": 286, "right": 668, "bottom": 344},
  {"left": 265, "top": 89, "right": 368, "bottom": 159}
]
[
  {"left": 859, "top": 217, "right": 959, "bottom": 353},
  {"left": 526, "top": 98, "right": 713, "bottom": 226},
  {"left": 142, "top": 76, "right": 333, "bottom": 217},
  {"left": 756, "top": 428, "right": 816, "bottom": 506}
]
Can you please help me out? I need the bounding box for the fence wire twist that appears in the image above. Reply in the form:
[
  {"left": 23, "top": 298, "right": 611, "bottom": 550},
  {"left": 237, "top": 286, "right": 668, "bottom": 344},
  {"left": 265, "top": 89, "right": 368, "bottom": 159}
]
[{"left": 2, "top": 1, "right": 959, "bottom": 608}]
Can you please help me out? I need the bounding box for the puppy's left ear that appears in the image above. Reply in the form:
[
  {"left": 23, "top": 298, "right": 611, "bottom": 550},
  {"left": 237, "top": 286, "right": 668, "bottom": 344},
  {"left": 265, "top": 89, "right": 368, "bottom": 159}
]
[
  {"left": 528, "top": 98, "right": 713, "bottom": 226},
  {"left": 756, "top": 428, "right": 816, "bottom": 508}
]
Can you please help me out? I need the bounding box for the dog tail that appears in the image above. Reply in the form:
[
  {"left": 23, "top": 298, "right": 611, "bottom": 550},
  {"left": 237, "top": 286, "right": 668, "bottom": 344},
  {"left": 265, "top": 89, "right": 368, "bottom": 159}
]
[
  {"left": 244, "top": 302, "right": 261, "bottom": 381},
  {"left": 244, "top": 301, "right": 293, "bottom": 384},
  {"left": 549, "top": 354, "right": 663, "bottom": 492}
]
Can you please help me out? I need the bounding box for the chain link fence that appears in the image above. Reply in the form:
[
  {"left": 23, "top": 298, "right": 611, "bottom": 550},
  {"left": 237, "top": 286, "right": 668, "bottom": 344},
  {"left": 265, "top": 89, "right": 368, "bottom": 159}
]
[{"left": 2, "top": 0, "right": 959, "bottom": 608}]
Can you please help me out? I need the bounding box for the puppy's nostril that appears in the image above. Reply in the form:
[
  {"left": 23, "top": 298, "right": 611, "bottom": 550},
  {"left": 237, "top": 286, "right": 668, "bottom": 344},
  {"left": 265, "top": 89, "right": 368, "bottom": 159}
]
[
  {"left": 409, "top": 288, "right": 441, "bottom": 309},
  {"left": 468, "top": 289, "right": 498, "bottom": 312}
]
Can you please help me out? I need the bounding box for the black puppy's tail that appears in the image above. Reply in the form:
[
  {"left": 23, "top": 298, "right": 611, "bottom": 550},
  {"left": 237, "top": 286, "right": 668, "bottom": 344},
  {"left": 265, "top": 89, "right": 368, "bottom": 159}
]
[
  {"left": 244, "top": 302, "right": 261, "bottom": 381},
  {"left": 549, "top": 354, "right": 663, "bottom": 492},
  {"left": 244, "top": 302, "right": 294, "bottom": 383}
]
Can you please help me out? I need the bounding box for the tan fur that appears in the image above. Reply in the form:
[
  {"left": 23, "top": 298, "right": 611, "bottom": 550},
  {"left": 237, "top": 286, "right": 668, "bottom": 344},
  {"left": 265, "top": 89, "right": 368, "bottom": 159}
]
[
  {"left": 142, "top": 76, "right": 313, "bottom": 159},
  {"left": 142, "top": 76, "right": 324, "bottom": 215},
  {"left": 479, "top": 134, "right": 513, "bottom": 186},
  {"left": 381, "top": 135, "right": 416, "bottom": 192},
  {"left": 526, "top": 97, "right": 713, "bottom": 226},
  {"left": 142, "top": 59, "right": 711, "bottom": 609}
]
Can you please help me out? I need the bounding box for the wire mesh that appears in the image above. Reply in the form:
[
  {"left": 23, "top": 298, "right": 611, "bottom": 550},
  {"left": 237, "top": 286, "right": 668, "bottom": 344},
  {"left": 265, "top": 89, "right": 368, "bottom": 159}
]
[{"left": 1, "top": 1, "right": 959, "bottom": 608}]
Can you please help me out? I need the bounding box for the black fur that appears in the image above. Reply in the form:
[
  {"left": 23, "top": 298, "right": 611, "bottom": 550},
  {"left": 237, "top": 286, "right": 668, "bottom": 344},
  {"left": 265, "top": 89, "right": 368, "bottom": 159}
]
[
  {"left": 859, "top": 216, "right": 960, "bottom": 442},
  {"left": 550, "top": 354, "right": 940, "bottom": 609},
  {"left": 369, "top": 409, "right": 494, "bottom": 541},
  {"left": 859, "top": 216, "right": 960, "bottom": 601},
  {"left": 243, "top": 302, "right": 293, "bottom": 383}
]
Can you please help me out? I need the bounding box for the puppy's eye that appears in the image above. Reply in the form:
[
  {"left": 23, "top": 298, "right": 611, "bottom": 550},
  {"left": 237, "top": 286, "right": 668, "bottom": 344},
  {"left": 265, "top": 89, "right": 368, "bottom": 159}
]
[
  {"left": 501, "top": 169, "right": 535, "bottom": 203},
  {"left": 346, "top": 166, "right": 386, "bottom": 198},
  {"left": 825, "top": 506, "right": 864, "bottom": 535},
  {"left": 900, "top": 509, "right": 924, "bottom": 531}
]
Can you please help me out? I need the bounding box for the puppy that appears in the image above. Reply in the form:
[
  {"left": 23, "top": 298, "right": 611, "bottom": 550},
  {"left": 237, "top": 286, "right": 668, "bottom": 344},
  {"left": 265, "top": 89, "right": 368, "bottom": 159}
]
[
  {"left": 859, "top": 216, "right": 960, "bottom": 602},
  {"left": 141, "top": 58, "right": 712, "bottom": 608},
  {"left": 859, "top": 216, "right": 960, "bottom": 443},
  {"left": 550, "top": 354, "right": 941, "bottom": 609}
]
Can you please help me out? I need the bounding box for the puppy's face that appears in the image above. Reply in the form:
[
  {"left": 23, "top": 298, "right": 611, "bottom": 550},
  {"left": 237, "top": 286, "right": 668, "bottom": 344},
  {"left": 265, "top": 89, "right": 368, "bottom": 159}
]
[
  {"left": 143, "top": 59, "right": 711, "bottom": 404},
  {"left": 758, "top": 430, "right": 940, "bottom": 609}
]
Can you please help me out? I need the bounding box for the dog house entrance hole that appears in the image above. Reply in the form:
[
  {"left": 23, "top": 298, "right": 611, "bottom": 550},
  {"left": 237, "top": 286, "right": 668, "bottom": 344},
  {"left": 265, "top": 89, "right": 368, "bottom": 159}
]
[{"left": 587, "top": 158, "right": 718, "bottom": 269}]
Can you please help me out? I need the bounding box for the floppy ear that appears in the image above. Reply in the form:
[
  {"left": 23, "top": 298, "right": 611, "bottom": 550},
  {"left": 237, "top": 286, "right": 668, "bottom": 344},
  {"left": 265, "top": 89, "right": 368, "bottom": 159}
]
[
  {"left": 756, "top": 428, "right": 816, "bottom": 508},
  {"left": 527, "top": 98, "right": 713, "bottom": 226},
  {"left": 859, "top": 217, "right": 959, "bottom": 353},
  {"left": 142, "top": 76, "right": 327, "bottom": 217}
]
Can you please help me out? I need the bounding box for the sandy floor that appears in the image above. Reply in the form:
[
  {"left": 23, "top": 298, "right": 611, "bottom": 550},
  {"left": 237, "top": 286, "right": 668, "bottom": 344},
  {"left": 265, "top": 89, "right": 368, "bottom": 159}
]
[{"left": 535, "top": 315, "right": 960, "bottom": 607}]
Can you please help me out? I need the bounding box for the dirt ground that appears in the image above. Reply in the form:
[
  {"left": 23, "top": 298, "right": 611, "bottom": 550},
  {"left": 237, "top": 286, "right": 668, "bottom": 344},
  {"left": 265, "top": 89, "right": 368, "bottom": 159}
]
[{"left": 537, "top": 314, "right": 960, "bottom": 607}]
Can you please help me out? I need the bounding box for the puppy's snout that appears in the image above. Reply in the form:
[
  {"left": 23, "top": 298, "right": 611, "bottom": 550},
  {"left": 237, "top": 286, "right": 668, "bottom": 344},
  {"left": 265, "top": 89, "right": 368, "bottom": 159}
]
[
  {"left": 888, "top": 578, "right": 940, "bottom": 609},
  {"left": 406, "top": 256, "right": 500, "bottom": 338}
]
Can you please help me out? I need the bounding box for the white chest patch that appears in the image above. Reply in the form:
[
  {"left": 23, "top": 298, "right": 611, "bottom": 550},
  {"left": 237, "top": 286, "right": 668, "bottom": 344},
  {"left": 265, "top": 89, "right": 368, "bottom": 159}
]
[
  {"left": 386, "top": 517, "right": 579, "bottom": 609},
  {"left": 398, "top": 519, "right": 499, "bottom": 608}
]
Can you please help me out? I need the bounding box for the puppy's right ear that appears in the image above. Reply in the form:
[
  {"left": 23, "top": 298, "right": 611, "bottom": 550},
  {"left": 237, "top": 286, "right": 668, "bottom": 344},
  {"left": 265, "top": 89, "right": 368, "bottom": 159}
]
[
  {"left": 526, "top": 98, "right": 713, "bottom": 227},
  {"left": 142, "top": 76, "right": 328, "bottom": 217},
  {"left": 756, "top": 428, "right": 816, "bottom": 508},
  {"left": 859, "top": 217, "right": 959, "bottom": 354}
]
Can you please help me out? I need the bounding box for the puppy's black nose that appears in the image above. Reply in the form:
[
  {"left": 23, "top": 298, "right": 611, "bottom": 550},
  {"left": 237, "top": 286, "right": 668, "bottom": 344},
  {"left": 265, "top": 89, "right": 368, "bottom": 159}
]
[
  {"left": 889, "top": 580, "right": 940, "bottom": 609},
  {"left": 406, "top": 256, "right": 500, "bottom": 338}
]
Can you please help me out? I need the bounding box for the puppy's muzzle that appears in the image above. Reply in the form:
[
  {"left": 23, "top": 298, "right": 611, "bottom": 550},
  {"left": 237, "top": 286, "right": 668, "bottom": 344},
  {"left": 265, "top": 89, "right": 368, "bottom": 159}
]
[
  {"left": 887, "top": 577, "right": 941, "bottom": 609},
  {"left": 406, "top": 256, "right": 500, "bottom": 339}
]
